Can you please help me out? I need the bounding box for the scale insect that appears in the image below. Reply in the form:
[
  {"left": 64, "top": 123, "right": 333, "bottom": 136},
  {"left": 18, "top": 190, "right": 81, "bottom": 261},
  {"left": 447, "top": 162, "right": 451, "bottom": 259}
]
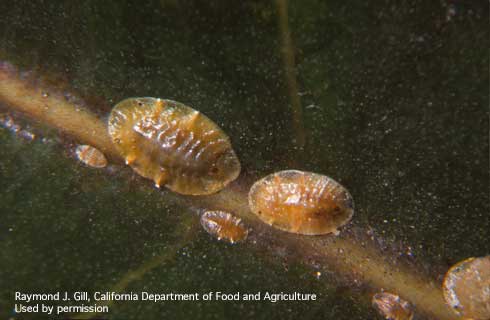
[
  {"left": 248, "top": 170, "right": 354, "bottom": 235},
  {"left": 108, "top": 97, "right": 241, "bottom": 195}
]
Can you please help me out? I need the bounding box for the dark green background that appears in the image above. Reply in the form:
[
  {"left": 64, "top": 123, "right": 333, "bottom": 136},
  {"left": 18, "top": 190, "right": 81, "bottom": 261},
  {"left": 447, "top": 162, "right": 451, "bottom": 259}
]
[{"left": 0, "top": 1, "right": 488, "bottom": 319}]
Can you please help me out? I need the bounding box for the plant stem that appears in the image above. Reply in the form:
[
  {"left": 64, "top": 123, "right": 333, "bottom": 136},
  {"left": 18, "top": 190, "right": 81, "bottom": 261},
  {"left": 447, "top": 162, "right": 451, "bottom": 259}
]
[
  {"left": 0, "top": 61, "right": 459, "bottom": 320},
  {"left": 276, "top": 0, "right": 306, "bottom": 153}
]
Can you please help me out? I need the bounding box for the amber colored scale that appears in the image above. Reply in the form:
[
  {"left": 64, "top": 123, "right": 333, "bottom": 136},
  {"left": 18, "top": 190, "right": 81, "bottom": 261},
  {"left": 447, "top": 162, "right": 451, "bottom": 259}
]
[
  {"left": 200, "top": 210, "right": 248, "bottom": 243},
  {"left": 248, "top": 170, "right": 354, "bottom": 235},
  {"left": 108, "top": 98, "right": 241, "bottom": 195},
  {"left": 372, "top": 292, "right": 414, "bottom": 320},
  {"left": 75, "top": 144, "right": 107, "bottom": 168},
  {"left": 442, "top": 256, "right": 490, "bottom": 320}
]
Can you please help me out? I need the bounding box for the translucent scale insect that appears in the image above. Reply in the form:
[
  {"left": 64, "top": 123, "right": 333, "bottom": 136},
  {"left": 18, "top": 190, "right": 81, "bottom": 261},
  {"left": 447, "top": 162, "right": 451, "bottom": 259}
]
[
  {"left": 372, "top": 292, "right": 414, "bottom": 320},
  {"left": 443, "top": 256, "right": 490, "bottom": 320},
  {"left": 248, "top": 170, "right": 353, "bottom": 235},
  {"left": 75, "top": 145, "right": 107, "bottom": 168},
  {"left": 200, "top": 210, "right": 248, "bottom": 243},
  {"left": 108, "top": 98, "right": 241, "bottom": 195}
]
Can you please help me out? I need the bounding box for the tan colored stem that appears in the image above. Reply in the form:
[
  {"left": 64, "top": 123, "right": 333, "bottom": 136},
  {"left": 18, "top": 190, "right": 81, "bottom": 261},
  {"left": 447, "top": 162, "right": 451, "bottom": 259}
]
[
  {"left": 0, "top": 62, "right": 459, "bottom": 320},
  {"left": 195, "top": 188, "right": 457, "bottom": 320},
  {"left": 0, "top": 63, "right": 120, "bottom": 161}
]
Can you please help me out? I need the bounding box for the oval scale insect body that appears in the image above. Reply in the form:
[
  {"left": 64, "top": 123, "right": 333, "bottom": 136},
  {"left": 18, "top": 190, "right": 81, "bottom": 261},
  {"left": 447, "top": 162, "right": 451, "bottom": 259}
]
[
  {"left": 200, "top": 210, "right": 248, "bottom": 244},
  {"left": 248, "top": 170, "right": 354, "bottom": 235},
  {"left": 442, "top": 256, "right": 490, "bottom": 320},
  {"left": 108, "top": 98, "right": 241, "bottom": 195},
  {"left": 75, "top": 144, "right": 107, "bottom": 168},
  {"left": 372, "top": 292, "right": 414, "bottom": 320}
]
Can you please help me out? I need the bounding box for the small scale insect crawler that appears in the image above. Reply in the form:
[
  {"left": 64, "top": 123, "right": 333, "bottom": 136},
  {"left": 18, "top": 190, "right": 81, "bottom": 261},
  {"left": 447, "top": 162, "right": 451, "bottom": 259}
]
[
  {"left": 372, "top": 292, "right": 414, "bottom": 320},
  {"left": 108, "top": 97, "right": 241, "bottom": 195},
  {"left": 75, "top": 144, "right": 107, "bottom": 168},
  {"left": 248, "top": 170, "right": 354, "bottom": 235},
  {"left": 442, "top": 256, "right": 490, "bottom": 320},
  {"left": 200, "top": 210, "right": 248, "bottom": 244}
]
